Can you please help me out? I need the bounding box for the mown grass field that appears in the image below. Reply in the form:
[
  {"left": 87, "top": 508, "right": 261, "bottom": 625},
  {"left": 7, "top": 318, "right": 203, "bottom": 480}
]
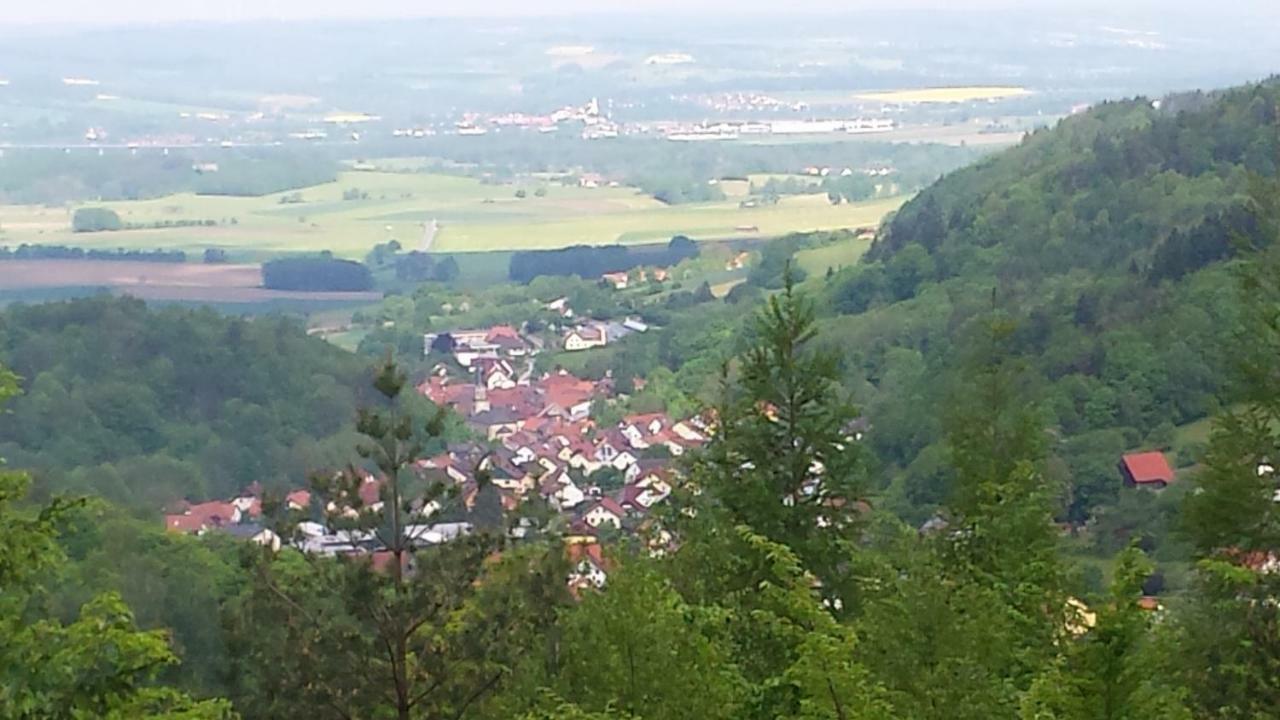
[
  {"left": 0, "top": 260, "right": 382, "bottom": 304},
  {"left": 854, "top": 86, "right": 1032, "bottom": 103},
  {"left": 0, "top": 171, "right": 904, "bottom": 258},
  {"left": 794, "top": 234, "right": 876, "bottom": 277}
]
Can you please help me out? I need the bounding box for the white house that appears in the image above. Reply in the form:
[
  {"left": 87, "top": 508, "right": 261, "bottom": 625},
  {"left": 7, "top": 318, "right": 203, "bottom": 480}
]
[
  {"left": 581, "top": 498, "right": 625, "bottom": 529},
  {"left": 564, "top": 327, "right": 607, "bottom": 351}
]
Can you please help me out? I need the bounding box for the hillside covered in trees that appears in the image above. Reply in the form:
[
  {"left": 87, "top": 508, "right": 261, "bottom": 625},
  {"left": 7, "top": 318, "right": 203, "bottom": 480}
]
[
  {"left": 0, "top": 297, "right": 367, "bottom": 506},
  {"left": 814, "top": 79, "right": 1280, "bottom": 525}
]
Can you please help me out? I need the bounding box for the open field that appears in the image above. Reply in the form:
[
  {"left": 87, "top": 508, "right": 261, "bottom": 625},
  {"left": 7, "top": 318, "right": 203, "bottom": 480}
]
[
  {"left": 0, "top": 172, "right": 905, "bottom": 257},
  {"left": 0, "top": 260, "right": 382, "bottom": 304},
  {"left": 734, "top": 122, "right": 1028, "bottom": 148},
  {"left": 794, "top": 235, "right": 875, "bottom": 277},
  {"left": 854, "top": 86, "right": 1033, "bottom": 103}
]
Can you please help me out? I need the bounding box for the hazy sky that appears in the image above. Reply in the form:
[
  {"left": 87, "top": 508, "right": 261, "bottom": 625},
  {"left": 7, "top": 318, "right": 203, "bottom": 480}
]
[{"left": 2, "top": 0, "right": 1268, "bottom": 26}]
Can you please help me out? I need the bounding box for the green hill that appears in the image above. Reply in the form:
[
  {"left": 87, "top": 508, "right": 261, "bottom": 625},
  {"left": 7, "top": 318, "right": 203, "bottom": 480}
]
[
  {"left": 0, "top": 297, "right": 368, "bottom": 506},
  {"left": 817, "top": 79, "right": 1280, "bottom": 523}
]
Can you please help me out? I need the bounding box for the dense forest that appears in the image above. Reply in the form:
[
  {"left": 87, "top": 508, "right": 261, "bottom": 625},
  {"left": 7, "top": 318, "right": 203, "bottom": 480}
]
[
  {"left": 0, "top": 297, "right": 368, "bottom": 506},
  {"left": 508, "top": 235, "right": 700, "bottom": 283},
  {"left": 809, "top": 80, "right": 1280, "bottom": 526}
]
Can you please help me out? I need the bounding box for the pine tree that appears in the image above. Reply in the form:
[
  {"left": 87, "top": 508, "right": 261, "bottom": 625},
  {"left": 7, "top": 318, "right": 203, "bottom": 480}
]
[
  {"left": 857, "top": 311, "right": 1067, "bottom": 719},
  {"left": 686, "top": 268, "right": 867, "bottom": 611},
  {"left": 229, "top": 358, "right": 569, "bottom": 720},
  {"left": 1173, "top": 187, "right": 1280, "bottom": 717},
  {"left": 1020, "top": 546, "right": 1191, "bottom": 720}
]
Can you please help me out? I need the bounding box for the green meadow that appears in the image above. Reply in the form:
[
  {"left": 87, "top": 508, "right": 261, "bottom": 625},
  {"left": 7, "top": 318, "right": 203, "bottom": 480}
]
[{"left": 0, "top": 171, "right": 903, "bottom": 259}]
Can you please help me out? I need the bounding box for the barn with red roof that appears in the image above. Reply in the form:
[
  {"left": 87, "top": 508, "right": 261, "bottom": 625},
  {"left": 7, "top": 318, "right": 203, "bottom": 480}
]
[{"left": 1119, "top": 451, "right": 1175, "bottom": 488}]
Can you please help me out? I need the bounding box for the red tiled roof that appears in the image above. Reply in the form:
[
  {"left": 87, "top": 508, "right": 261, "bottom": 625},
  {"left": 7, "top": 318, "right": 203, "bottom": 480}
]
[
  {"left": 287, "top": 489, "right": 312, "bottom": 508},
  {"left": 590, "top": 497, "right": 626, "bottom": 517},
  {"left": 165, "top": 500, "right": 238, "bottom": 534},
  {"left": 486, "top": 325, "right": 521, "bottom": 341},
  {"left": 620, "top": 484, "right": 645, "bottom": 507},
  {"left": 423, "top": 378, "right": 476, "bottom": 406},
  {"left": 540, "top": 373, "right": 597, "bottom": 403},
  {"left": 623, "top": 412, "right": 668, "bottom": 428},
  {"left": 1121, "top": 452, "right": 1175, "bottom": 484},
  {"left": 568, "top": 542, "right": 606, "bottom": 568},
  {"left": 165, "top": 513, "right": 207, "bottom": 534}
]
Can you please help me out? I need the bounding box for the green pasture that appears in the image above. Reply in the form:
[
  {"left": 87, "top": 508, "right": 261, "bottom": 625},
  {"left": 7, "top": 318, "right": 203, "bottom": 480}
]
[
  {"left": 0, "top": 171, "right": 903, "bottom": 258},
  {"left": 793, "top": 234, "right": 876, "bottom": 277}
]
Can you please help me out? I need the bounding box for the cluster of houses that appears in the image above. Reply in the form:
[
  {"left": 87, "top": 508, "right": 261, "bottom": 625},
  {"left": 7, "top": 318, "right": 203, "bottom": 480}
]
[
  {"left": 162, "top": 480, "right": 476, "bottom": 566},
  {"left": 164, "top": 339, "right": 709, "bottom": 595},
  {"left": 423, "top": 311, "right": 649, "bottom": 363},
  {"left": 423, "top": 324, "right": 539, "bottom": 371},
  {"left": 164, "top": 294, "right": 833, "bottom": 595},
  {"left": 598, "top": 267, "right": 670, "bottom": 290},
  {"left": 414, "top": 381, "right": 709, "bottom": 590}
]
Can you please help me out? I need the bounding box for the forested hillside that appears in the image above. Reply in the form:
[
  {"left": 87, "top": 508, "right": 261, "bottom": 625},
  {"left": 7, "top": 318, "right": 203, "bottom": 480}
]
[
  {"left": 818, "top": 79, "right": 1280, "bottom": 524},
  {"left": 0, "top": 297, "right": 367, "bottom": 506}
]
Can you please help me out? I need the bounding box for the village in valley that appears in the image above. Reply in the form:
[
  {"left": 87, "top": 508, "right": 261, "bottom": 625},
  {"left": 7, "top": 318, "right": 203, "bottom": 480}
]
[{"left": 164, "top": 288, "right": 713, "bottom": 593}]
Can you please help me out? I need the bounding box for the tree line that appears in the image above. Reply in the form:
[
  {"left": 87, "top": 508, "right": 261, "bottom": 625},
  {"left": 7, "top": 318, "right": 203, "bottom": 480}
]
[
  {"left": 262, "top": 256, "right": 375, "bottom": 292},
  {"left": 508, "top": 235, "right": 699, "bottom": 284},
  {"left": 0, "top": 243, "right": 187, "bottom": 263}
]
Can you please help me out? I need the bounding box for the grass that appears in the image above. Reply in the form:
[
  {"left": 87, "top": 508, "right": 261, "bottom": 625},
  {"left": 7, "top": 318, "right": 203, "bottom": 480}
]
[
  {"left": 854, "top": 86, "right": 1032, "bottom": 103},
  {"left": 0, "top": 172, "right": 905, "bottom": 258},
  {"left": 321, "top": 328, "right": 370, "bottom": 353},
  {"left": 793, "top": 234, "right": 875, "bottom": 277},
  {"left": 709, "top": 279, "right": 745, "bottom": 298},
  {"left": 1172, "top": 415, "right": 1216, "bottom": 449}
]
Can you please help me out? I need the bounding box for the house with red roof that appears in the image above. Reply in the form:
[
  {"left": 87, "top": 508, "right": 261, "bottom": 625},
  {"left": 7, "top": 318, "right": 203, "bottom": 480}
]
[
  {"left": 568, "top": 542, "right": 609, "bottom": 588},
  {"left": 580, "top": 497, "right": 626, "bottom": 529},
  {"left": 286, "top": 489, "right": 313, "bottom": 510},
  {"left": 1119, "top": 451, "right": 1175, "bottom": 489},
  {"left": 600, "top": 271, "right": 629, "bottom": 289},
  {"left": 164, "top": 500, "right": 241, "bottom": 535}
]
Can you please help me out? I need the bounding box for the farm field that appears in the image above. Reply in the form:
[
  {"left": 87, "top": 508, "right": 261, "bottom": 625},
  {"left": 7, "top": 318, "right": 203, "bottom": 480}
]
[
  {"left": 854, "top": 86, "right": 1033, "bottom": 103},
  {"left": 735, "top": 122, "right": 1028, "bottom": 148},
  {"left": 794, "top": 234, "right": 875, "bottom": 277},
  {"left": 0, "top": 260, "right": 382, "bottom": 304},
  {"left": 0, "top": 171, "right": 905, "bottom": 257}
]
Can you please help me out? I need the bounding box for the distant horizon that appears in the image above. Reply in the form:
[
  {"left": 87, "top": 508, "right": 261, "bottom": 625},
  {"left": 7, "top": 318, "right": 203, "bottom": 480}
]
[{"left": 1, "top": 0, "right": 1274, "bottom": 29}]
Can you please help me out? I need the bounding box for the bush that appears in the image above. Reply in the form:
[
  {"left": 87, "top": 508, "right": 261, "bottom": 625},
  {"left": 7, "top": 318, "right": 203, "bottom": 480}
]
[
  {"left": 71, "top": 207, "right": 123, "bottom": 233},
  {"left": 262, "top": 257, "right": 374, "bottom": 292}
]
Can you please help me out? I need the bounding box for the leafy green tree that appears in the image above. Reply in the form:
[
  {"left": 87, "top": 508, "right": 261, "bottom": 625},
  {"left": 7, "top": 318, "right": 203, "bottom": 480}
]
[
  {"left": 661, "top": 525, "right": 891, "bottom": 720},
  {"left": 72, "top": 206, "right": 123, "bottom": 232},
  {"left": 1174, "top": 228, "right": 1280, "bottom": 718},
  {"left": 546, "top": 560, "right": 744, "bottom": 720},
  {"left": 1020, "top": 546, "right": 1191, "bottom": 720},
  {"left": 688, "top": 269, "right": 867, "bottom": 610},
  {"left": 228, "top": 359, "right": 569, "bottom": 720},
  {"left": 857, "top": 313, "right": 1066, "bottom": 720},
  {"left": 0, "top": 367, "right": 233, "bottom": 719},
  {"left": 943, "top": 313, "right": 1067, "bottom": 675}
]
